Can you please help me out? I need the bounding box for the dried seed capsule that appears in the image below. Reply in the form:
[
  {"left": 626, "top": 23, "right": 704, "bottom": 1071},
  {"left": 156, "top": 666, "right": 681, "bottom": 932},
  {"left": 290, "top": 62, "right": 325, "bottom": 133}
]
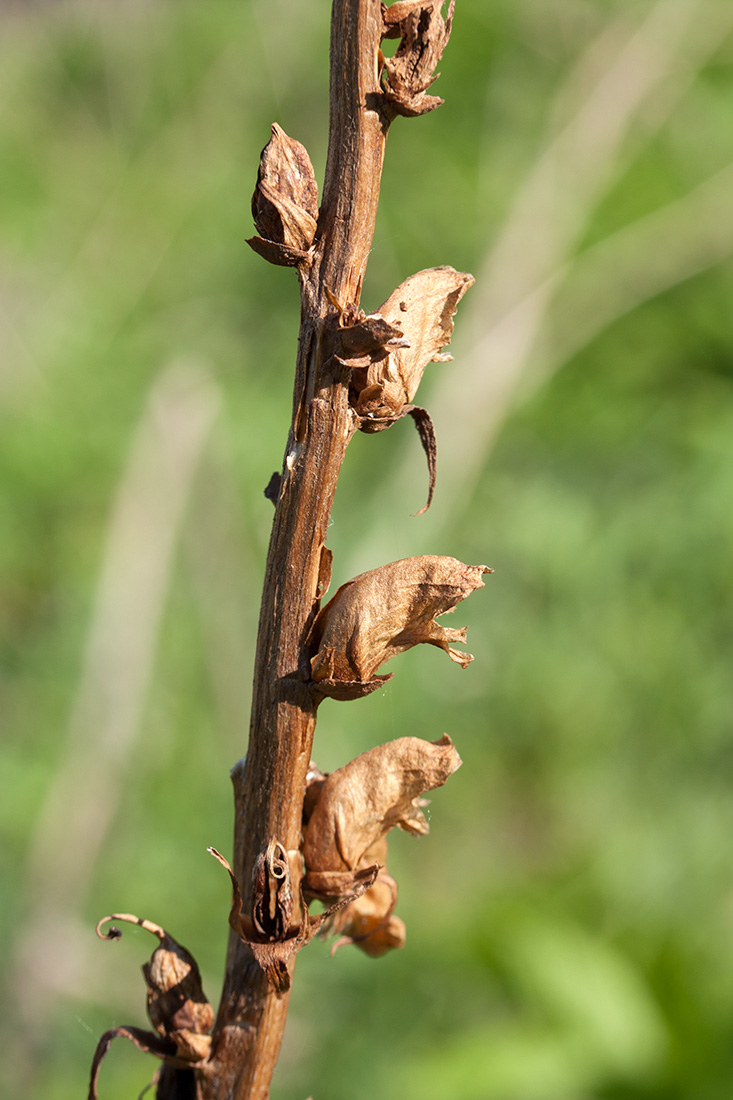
[
  {"left": 250, "top": 123, "right": 319, "bottom": 253},
  {"left": 208, "top": 842, "right": 377, "bottom": 994}
]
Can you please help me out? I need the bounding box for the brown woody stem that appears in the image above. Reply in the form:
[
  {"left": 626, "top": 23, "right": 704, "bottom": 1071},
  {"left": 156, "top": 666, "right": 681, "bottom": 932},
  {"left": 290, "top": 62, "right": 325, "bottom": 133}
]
[{"left": 159, "top": 2, "right": 390, "bottom": 1097}]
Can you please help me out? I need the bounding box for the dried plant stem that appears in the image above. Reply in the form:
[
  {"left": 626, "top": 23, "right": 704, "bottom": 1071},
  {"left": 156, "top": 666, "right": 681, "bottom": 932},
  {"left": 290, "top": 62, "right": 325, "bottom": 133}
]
[
  {"left": 89, "top": 3, "right": 471, "bottom": 1098},
  {"left": 160, "top": 3, "right": 388, "bottom": 1097}
]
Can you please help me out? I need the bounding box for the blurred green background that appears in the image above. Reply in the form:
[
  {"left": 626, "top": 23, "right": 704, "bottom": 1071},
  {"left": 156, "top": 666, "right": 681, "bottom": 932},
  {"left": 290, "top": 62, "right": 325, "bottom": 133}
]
[{"left": 2, "top": 0, "right": 733, "bottom": 1097}]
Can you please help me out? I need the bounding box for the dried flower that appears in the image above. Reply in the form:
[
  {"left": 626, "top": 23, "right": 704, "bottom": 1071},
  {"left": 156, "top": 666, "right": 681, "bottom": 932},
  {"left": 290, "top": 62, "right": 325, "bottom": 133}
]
[
  {"left": 247, "top": 123, "right": 319, "bottom": 266},
  {"left": 302, "top": 735, "right": 461, "bottom": 955},
  {"left": 337, "top": 266, "right": 473, "bottom": 512},
  {"left": 381, "top": 0, "right": 455, "bottom": 117},
  {"left": 310, "top": 555, "right": 490, "bottom": 700},
  {"left": 88, "top": 914, "right": 213, "bottom": 1099},
  {"left": 208, "top": 840, "right": 377, "bottom": 994},
  {"left": 303, "top": 735, "right": 462, "bottom": 888},
  {"left": 346, "top": 266, "right": 474, "bottom": 424}
]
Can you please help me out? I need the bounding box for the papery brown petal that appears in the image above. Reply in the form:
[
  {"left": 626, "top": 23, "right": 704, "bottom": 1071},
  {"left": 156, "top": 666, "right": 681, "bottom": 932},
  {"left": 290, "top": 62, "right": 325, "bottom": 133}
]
[
  {"left": 310, "top": 555, "right": 490, "bottom": 689},
  {"left": 339, "top": 911, "right": 407, "bottom": 956},
  {"left": 346, "top": 270, "right": 470, "bottom": 514},
  {"left": 251, "top": 123, "right": 319, "bottom": 251},
  {"left": 302, "top": 735, "right": 461, "bottom": 878},
  {"left": 95, "top": 914, "right": 214, "bottom": 1045},
  {"left": 376, "top": 266, "right": 474, "bottom": 406},
  {"left": 381, "top": 1, "right": 455, "bottom": 116},
  {"left": 302, "top": 863, "right": 383, "bottom": 905},
  {"left": 382, "top": 0, "right": 426, "bottom": 37}
]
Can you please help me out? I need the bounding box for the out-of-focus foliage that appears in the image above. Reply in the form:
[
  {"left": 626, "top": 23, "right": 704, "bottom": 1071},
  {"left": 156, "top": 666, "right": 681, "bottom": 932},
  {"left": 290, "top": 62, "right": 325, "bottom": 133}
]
[{"left": 2, "top": 1, "right": 733, "bottom": 1098}]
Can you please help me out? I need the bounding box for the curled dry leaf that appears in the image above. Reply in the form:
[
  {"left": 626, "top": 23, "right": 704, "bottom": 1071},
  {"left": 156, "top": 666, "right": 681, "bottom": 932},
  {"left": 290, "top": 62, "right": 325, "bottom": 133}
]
[
  {"left": 381, "top": 0, "right": 455, "bottom": 117},
  {"left": 247, "top": 123, "right": 319, "bottom": 265},
  {"left": 208, "top": 841, "right": 377, "bottom": 995},
  {"left": 88, "top": 914, "right": 213, "bottom": 1099},
  {"left": 339, "top": 266, "right": 473, "bottom": 512},
  {"left": 310, "top": 555, "right": 490, "bottom": 700}
]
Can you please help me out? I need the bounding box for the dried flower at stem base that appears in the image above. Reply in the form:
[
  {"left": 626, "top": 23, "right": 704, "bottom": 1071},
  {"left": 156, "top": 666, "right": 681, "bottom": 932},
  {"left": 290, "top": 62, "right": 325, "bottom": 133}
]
[
  {"left": 303, "top": 734, "right": 462, "bottom": 888},
  {"left": 381, "top": 0, "right": 455, "bottom": 117},
  {"left": 310, "top": 555, "right": 490, "bottom": 700},
  {"left": 208, "top": 840, "right": 378, "bottom": 994},
  {"left": 247, "top": 123, "right": 319, "bottom": 266},
  {"left": 88, "top": 914, "right": 213, "bottom": 1099},
  {"left": 303, "top": 735, "right": 461, "bottom": 956}
]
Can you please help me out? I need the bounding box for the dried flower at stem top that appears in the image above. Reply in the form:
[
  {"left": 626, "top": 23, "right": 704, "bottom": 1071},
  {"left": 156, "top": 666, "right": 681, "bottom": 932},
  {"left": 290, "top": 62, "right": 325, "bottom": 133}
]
[
  {"left": 310, "top": 555, "right": 490, "bottom": 700},
  {"left": 381, "top": 0, "right": 456, "bottom": 117}
]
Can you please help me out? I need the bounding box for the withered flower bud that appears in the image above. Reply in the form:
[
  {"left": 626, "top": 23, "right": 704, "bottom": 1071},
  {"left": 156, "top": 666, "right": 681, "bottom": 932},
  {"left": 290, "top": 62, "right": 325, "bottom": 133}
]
[
  {"left": 339, "top": 266, "right": 473, "bottom": 513},
  {"left": 310, "top": 555, "right": 490, "bottom": 700},
  {"left": 88, "top": 914, "right": 213, "bottom": 1099},
  {"left": 247, "top": 123, "right": 319, "bottom": 266},
  {"left": 381, "top": 0, "right": 455, "bottom": 117}
]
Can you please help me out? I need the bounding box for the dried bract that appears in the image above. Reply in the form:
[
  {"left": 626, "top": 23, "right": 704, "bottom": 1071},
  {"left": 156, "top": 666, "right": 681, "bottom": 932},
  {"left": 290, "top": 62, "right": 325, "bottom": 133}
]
[
  {"left": 310, "top": 555, "right": 490, "bottom": 700},
  {"left": 381, "top": 0, "right": 455, "bottom": 117},
  {"left": 88, "top": 914, "right": 213, "bottom": 1099},
  {"left": 247, "top": 123, "right": 319, "bottom": 265}
]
